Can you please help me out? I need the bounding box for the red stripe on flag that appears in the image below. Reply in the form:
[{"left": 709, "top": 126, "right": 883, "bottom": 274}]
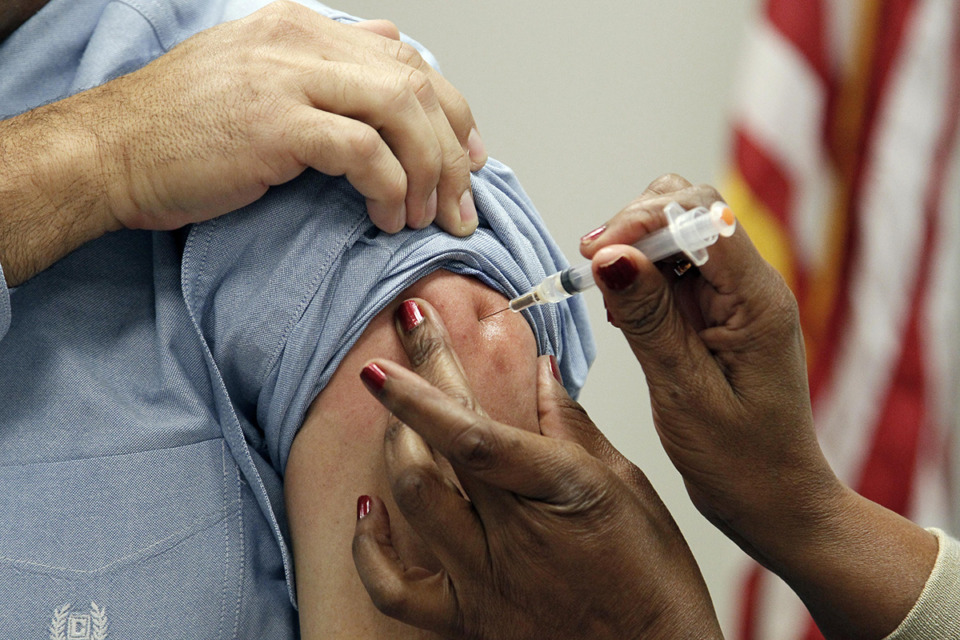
[
  {"left": 731, "top": 127, "right": 810, "bottom": 303},
  {"left": 859, "top": 1, "right": 960, "bottom": 515},
  {"left": 767, "top": 0, "right": 830, "bottom": 84},
  {"left": 857, "top": 308, "right": 927, "bottom": 513},
  {"left": 738, "top": 565, "right": 764, "bottom": 640},
  {"left": 732, "top": 127, "right": 793, "bottom": 227}
]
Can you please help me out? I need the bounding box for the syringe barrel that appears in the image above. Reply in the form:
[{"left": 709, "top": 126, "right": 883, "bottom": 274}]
[
  {"left": 634, "top": 202, "right": 735, "bottom": 265},
  {"left": 559, "top": 262, "right": 595, "bottom": 294},
  {"left": 631, "top": 226, "right": 679, "bottom": 263}
]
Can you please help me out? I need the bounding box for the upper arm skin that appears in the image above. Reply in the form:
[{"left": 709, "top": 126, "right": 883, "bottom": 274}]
[{"left": 285, "top": 270, "right": 539, "bottom": 638}]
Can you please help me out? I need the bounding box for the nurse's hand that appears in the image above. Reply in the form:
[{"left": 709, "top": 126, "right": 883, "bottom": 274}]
[
  {"left": 352, "top": 299, "right": 721, "bottom": 640},
  {"left": 580, "top": 174, "right": 937, "bottom": 639}
]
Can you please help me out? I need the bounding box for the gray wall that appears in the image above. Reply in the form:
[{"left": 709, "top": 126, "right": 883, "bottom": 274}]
[{"left": 337, "top": 1, "right": 761, "bottom": 633}]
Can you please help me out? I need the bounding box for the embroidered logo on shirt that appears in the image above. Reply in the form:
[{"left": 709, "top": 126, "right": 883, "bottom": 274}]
[{"left": 48, "top": 603, "right": 108, "bottom": 640}]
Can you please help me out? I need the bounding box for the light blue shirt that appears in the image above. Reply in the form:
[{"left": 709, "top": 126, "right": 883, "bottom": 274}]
[{"left": 0, "top": 1, "right": 594, "bottom": 637}]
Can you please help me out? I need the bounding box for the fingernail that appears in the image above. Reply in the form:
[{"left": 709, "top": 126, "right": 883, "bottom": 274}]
[
  {"left": 459, "top": 189, "right": 478, "bottom": 234},
  {"left": 398, "top": 299, "right": 424, "bottom": 332},
  {"left": 549, "top": 355, "right": 563, "bottom": 384},
  {"left": 426, "top": 188, "right": 438, "bottom": 221},
  {"left": 357, "top": 495, "right": 372, "bottom": 520},
  {"left": 597, "top": 256, "right": 638, "bottom": 291},
  {"left": 580, "top": 226, "right": 606, "bottom": 244},
  {"left": 467, "top": 128, "right": 487, "bottom": 169},
  {"left": 360, "top": 363, "right": 387, "bottom": 393}
]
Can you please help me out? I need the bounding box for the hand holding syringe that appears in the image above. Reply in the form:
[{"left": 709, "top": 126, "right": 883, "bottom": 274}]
[{"left": 495, "top": 202, "right": 736, "bottom": 316}]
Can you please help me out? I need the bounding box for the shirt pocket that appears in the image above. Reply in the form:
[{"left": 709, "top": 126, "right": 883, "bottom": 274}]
[{"left": 0, "top": 438, "right": 243, "bottom": 640}]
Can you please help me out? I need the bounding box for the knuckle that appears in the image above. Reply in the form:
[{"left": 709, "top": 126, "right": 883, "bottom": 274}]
[
  {"left": 406, "top": 330, "right": 447, "bottom": 369},
  {"left": 350, "top": 125, "right": 384, "bottom": 163},
  {"left": 394, "top": 41, "right": 425, "bottom": 69},
  {"left": 368, "top": 583, "right": 410, "bottom": 619},
  {"left": 615, "top": 289, "right": 681, "bottom": 363},
  {"left": 419, "top": 144, "right": 444, "bottom": 185},
  {"left": 695, "top": 183, "right": 724, "bottom": 205},
  {"left": 381, "top": 73, "right": 418, "bottom": 113},
  {"left": 649, "top": 173, "right": 691, "bottom": 194},
  {"left": 448, "top": 420, "right": 498, "bottom": 471},
  {"left": 557, "top": 395, "right": 591, "bottom": 422},
  {"left": 437, "top": 384, "right": 480, "bottom": 412},
  {"left": 383, "top": 418, "right": 406, "bottom": 446},
  {"left": 258, "top": 2, "right": 305, "bottom": 38},
  {"left": 389, "top": 66, "right": 436, "bottom": 112},
  {"left": 446, "top": 92, "right": 472, "bottom": 125},
  {"left": 392, "top": 465, "right": 434, "bottom": 515},
  {"left": 442, "top": 146, "right": 470, "bottom": 178},
  {"left": 407, "top": 69, "right": 437, "bottom": 107}
]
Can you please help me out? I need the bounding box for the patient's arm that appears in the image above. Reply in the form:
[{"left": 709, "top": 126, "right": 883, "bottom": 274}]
[{"left": 285, "top": 269, "right": 540, "bottom": 638}]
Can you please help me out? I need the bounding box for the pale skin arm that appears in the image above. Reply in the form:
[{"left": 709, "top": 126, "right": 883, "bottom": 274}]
[
  {"left": 0, "top": 1, "right": 486, "bottom": 286},
  {"left": 284, "top": 270, "right": 540, "bottom": 638}
]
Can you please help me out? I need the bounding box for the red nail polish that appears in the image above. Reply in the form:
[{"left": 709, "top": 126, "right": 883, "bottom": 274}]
[
  {"left": 357, "top": 495, "right": 372, "bottom": 520},
  {"left": 397, "top": 299, "right": 424, "bottom": 332},
  {"left": 549, "top": 355, "right": 563, "bottom": 384},
  {"left": 360, "top": 363, "right": 387, "bottom": 393},
  {"left": 597, "top": 256, "right": 638, "bottom": 291},
  {"left": 580, "top": 226, "right": 606, "bottom": 244}
]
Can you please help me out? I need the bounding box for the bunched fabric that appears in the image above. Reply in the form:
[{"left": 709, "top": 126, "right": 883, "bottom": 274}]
[{"left": 0, "top": 0, "right": 594, "bottom": 636}]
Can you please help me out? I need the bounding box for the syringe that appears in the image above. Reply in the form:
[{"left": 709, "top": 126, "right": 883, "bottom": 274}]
[{"left": 504, "top": 201, "right": 735, "bottom": 315}]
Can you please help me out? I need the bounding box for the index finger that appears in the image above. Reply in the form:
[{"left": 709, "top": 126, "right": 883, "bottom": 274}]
[
  {"left": 361, "top": 359, "right": 591, "bottom": 503},
  {"left": 394, "top": 298, "right": 483, "bottom": 414},
  {"left": 580, "top": 180, "right": 772, "bottom": 300},
  {"left": 347, "top": 24, "right": 487, "bottom": 171},
  {"left": 390, "top": 298, "right": 517, "bottom": 512}
]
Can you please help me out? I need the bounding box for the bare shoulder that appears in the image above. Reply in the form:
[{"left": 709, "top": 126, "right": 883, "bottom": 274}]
[{"left": 285, "top": 269, "right": 538, "bottom": 638}]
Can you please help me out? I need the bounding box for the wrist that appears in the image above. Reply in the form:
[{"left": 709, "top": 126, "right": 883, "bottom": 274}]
[
  {"left": 732, "top": 466, "right": 937, "bottom": 639},
  {"left": 0, "top": 95, "right": 121, "bottom": 284}
]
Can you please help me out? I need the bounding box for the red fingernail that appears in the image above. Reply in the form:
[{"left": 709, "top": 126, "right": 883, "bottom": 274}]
[
  {"left": 357, "top": 495, "right": 372, "bottom": 520},
  {"left": 597, "top": 256, "right": 638, "bottom": 291},
  {"left": 549, "top": 355, "right": 563, "bottom": 384},
  {"left": 580, "top": 226, "right": 606, "bottom": 244},
  {"left": 360, "top": 363, "right": 387, "bottom": 393},
  {"left": 398, "top": 299, "right": 424, "bottom": 332}
]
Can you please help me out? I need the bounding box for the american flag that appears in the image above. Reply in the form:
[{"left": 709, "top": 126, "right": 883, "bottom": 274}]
[{"left": 724, "top": 0, "right": 960, "bottom": 637}]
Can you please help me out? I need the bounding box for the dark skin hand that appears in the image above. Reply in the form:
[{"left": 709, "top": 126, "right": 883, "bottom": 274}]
[
  {"left": 581, "top": 174, "right": 937, "bottom": 639},
  {"left": 350, "top": 174, "right": 938, "bottom": 640},
  {"left": 352, "top": 298, "right": 722, "bottom": 640}
]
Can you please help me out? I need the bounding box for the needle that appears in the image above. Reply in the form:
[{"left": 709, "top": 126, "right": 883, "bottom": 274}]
[{"left": 479, "top": 307, "right": 509, "bottom": 321}]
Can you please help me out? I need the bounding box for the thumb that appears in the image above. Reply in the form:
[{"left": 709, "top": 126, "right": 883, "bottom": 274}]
[
  {"left": 592, "top": 245, "right": 721, "bottom": 389},
  {"left": 536, "top": 356, "right": 647, "bottom": 488}
]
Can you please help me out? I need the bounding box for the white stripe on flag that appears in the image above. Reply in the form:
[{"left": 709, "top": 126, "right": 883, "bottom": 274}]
[
  {"left": 815, "top": 0, "right": 954, "bottom": 487},
  {"left": 756, "top": 573, "right": 809, "bottom": 640}
]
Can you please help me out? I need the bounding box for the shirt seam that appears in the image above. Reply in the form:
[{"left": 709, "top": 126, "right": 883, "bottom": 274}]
[{"left": 110, "top": 0, "right": 171, "bottom": 52}]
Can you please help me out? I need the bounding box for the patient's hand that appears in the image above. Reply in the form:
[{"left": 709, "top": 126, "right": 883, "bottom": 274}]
[
  {"left": 0, "top": 1, "right": 484, "bottom": 286},
  {"left": 285, "top": 270, "right": 537, "bottom": 638}
]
